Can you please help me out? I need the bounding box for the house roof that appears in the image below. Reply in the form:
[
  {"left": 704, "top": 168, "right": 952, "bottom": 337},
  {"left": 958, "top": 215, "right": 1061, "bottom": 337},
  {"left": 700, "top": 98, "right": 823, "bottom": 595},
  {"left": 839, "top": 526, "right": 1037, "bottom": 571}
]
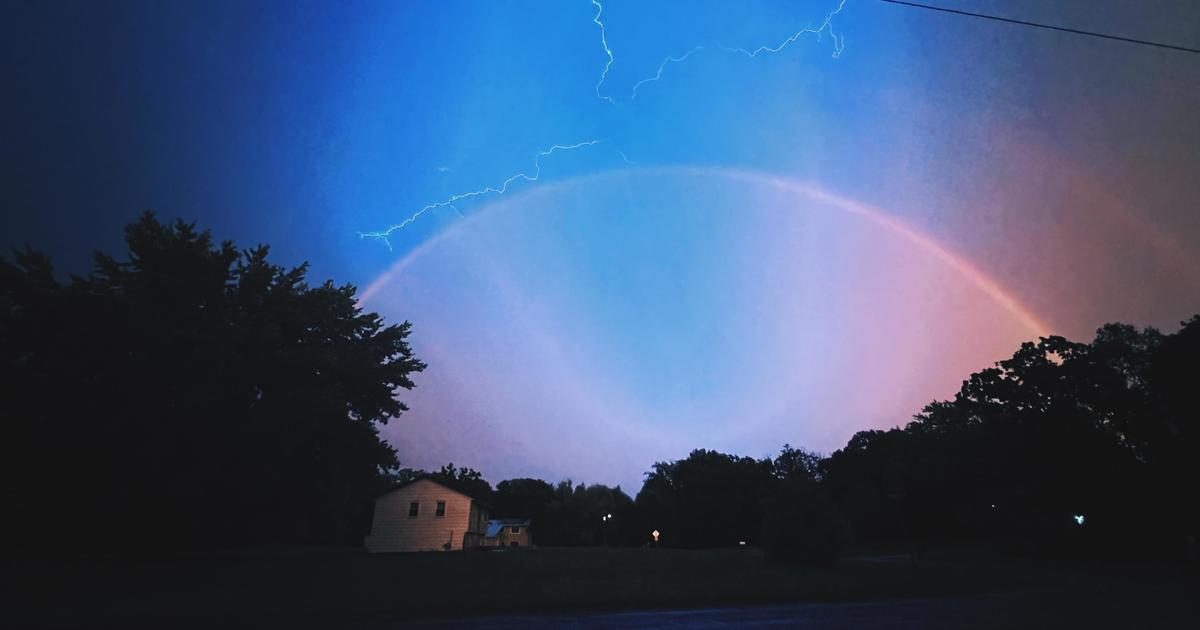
[
  {"left": 484, "top": 516, "right": 532, "bottom": 535},
  {"left": 485, "top": 518, "right": 532, "bottom": 538},
  {"left": 379, "top": 475, "right": 493, "bottom": 508}
]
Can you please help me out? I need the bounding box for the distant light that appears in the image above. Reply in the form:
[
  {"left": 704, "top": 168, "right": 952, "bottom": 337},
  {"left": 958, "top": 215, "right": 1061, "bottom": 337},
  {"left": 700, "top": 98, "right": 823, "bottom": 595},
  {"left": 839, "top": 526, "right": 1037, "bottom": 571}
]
[
  {"left": 739, "top": 541, "right": 746, "bottom": 546},
  {"left": 1073, "top": 514, "right": 1085, "bottom": 526},
  {"left": 652, "top": 529, "right": 660, "bottom": 543},
  {"left": 990, "top": 504, "right": 996, "bottom": 509},
  {"left": 607, "top": 513, "right": 613, "bottom": 519}
]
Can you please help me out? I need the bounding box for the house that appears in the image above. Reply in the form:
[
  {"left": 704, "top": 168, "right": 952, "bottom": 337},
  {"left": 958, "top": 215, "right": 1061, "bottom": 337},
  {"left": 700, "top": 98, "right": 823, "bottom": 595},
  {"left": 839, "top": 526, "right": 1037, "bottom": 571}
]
[
  {"left": 364, "top": 476, "right": 490, "bottom": 553},
  {"left": 485, "top": 518, "right": 533, "bottom": 547}
]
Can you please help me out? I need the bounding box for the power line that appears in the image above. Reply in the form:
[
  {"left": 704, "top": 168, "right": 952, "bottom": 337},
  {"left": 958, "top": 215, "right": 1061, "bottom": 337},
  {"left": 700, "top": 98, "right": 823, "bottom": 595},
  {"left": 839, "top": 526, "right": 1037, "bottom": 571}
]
[{"left": 879, "top": 0, "right": 1200, "bottom": 54}]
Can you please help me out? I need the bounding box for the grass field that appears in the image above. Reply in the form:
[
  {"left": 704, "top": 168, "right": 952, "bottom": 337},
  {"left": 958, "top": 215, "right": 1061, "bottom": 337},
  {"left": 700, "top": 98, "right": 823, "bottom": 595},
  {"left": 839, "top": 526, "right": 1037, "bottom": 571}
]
[{"left": 7, "top": 545, "right": 1192, "bottom": 627}]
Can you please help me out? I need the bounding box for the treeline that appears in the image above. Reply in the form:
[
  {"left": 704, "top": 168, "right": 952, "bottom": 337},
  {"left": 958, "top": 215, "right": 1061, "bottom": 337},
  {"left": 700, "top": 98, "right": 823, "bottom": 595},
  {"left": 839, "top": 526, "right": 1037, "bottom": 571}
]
[
  {"left": 4, "top": 214, "right": 1197, "bottom": 564},
  {"left": 415, "top": 446, "right": 841, "bottom": 564},
  {"left": 821, "top": 321, "right": 1199, "bottom": 559},
  {"left": 417, "top": 320, "right": 1200, "bottom": 565},
  {"left": 388, "top": 464, "right": 638, "bottom": 547}
]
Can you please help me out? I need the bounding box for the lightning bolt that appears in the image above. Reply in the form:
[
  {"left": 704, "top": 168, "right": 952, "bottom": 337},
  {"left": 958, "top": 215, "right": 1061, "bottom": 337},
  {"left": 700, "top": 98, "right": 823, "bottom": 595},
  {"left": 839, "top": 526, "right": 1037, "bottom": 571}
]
[
  {"left": 722, "top": 0, "right": 847, "bottom": 59},
  {"left": 363, "top": 1, "right": 849, "bottom": 247},
  {"left": 599, "top": 0, "right": 848, "bottom": 103},
  {"left": 360, "top": 141, "right": 608, "bottom": 250},
  {"left": 592, "top": 0, "right": 617, "bottom": 105},
  {"left": 630, "top": 46, "right": 705, "bottom": 102}
]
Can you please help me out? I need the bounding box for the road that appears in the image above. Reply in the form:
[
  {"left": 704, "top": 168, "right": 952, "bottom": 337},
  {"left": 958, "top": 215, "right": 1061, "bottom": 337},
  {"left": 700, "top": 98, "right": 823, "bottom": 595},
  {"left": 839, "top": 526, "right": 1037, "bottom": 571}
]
[{"left": 404, "top": 585, "right": 1198, "bottom": 629}]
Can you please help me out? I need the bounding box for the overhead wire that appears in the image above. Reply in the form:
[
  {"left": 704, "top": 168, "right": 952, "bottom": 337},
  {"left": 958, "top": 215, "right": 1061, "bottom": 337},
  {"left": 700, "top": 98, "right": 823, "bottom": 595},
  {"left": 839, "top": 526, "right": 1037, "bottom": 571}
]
[{"left": 879, "top": 0, "right": 1200, "bottom": 54}]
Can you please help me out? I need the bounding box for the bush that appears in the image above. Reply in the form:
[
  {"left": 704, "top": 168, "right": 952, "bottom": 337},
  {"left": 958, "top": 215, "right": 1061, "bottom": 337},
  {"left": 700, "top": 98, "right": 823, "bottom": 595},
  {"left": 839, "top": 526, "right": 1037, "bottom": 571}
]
[{"left": 761, "top": 481, "right": 851, "bottom": 566}]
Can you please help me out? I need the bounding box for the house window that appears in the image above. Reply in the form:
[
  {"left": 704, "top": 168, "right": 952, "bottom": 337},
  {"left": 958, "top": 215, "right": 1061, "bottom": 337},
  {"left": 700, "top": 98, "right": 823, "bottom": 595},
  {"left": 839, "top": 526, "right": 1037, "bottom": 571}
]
[
  {"left": 408, "top": 502, "right": 419, "bottom": 517},
  {"left": 435, "top": 501, "right": 446, "bottom": 517},
  {"left": 510, "top": 526, "right": 520, "bottom": 534}
]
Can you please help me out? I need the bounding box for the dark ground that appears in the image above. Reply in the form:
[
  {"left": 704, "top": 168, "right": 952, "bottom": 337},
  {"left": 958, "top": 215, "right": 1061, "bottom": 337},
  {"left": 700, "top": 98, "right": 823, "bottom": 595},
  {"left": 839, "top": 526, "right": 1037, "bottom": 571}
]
[
  {"left": 5, "top": 546, "right": 1197, "bottom": 628},
  {"left": 408, "top": 587, "right": 1200, "bottom": 629}
]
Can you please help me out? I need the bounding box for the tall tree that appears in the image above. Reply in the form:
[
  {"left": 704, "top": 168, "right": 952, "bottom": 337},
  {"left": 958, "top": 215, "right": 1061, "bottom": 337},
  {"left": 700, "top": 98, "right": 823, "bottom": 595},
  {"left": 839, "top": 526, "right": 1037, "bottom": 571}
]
[
  {"left": 430, "top": 463, "right": 494, "bottom": 501},
  {"left": 493, "top": 478, "right": 556, "bottom": 522},
  {"left": 636, "top": 449, "right": 776, "bottom": 547},
  {"left": 822, "top": 319, "right": 1198, "bottom": 555},
  {"left": 773, "top": 444, "right": 823, "bottom": 483},
  {"left": 0, "top": 214, "right": 425, "bottom": 550}
]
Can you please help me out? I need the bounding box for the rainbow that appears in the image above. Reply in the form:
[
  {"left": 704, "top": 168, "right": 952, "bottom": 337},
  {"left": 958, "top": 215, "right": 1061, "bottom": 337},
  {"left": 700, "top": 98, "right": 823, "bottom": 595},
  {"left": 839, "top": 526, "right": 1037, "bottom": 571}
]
[{"left": 358, "top": 166, "right": 1052, "bottom": 339}]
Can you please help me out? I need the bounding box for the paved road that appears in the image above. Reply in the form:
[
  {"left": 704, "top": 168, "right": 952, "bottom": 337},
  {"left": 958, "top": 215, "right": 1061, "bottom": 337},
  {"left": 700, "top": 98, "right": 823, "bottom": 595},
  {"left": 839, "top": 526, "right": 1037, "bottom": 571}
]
[{"left": 405, "top": 586, "right": 1198, "bottom": 629}]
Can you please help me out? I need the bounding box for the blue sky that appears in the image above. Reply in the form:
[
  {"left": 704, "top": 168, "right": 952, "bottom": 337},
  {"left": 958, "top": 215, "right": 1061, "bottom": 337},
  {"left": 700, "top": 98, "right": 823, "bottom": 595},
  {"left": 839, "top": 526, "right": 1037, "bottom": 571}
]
[{"left": 4, "top": 1, "right": 1199, "bottom": 488}]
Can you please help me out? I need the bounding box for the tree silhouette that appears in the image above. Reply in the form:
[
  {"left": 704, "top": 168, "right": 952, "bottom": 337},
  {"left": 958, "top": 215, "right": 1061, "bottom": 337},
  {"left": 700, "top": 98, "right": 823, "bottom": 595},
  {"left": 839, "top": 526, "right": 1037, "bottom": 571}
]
[
  {"left": 0, "top": 214, "right": 425, "bottom": 551},
  {"left": 636, "top": 449, "right": 776, "bottom": 548},
  {"left": 773, "top": 444, "right": 823, "bottom": 483},
  {"left": 493, "top": 478, "right": 556, "bottom": 522},
  {"left": 821, "top": 318, "right": 1199, "bottom": 557},
  {"left": 6, "top": 214, "right": 1194, "bottom": 561},
  {"left": 430, "top": 463, "right": 494, "bottom": 501}
]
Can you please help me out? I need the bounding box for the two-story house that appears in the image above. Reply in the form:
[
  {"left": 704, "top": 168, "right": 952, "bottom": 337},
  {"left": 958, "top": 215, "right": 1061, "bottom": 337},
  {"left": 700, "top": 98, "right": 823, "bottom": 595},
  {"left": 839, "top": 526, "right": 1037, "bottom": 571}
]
[{"left": 364, "top": 476, "right": 490, "bottom": 552}]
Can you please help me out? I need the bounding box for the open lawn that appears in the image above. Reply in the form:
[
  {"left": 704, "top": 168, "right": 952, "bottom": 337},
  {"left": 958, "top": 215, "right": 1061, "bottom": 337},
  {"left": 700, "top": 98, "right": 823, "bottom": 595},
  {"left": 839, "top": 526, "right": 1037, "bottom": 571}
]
[{"left": 7, "top": 546, "right": 1195, "bottom": 628}]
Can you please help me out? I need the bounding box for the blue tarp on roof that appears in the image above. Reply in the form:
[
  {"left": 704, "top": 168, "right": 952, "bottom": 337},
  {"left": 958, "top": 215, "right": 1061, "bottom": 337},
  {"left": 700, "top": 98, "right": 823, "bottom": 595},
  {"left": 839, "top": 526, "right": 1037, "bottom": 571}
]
[{"left": 485, "top": 518, "right": 531, "bottom": 538}]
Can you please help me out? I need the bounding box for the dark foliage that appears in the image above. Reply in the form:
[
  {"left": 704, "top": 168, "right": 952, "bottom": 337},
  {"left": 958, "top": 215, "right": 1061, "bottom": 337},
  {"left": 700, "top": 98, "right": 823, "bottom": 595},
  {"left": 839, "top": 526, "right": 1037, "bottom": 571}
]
[
  {"left": 822, "top": 320, "right": 1200, "bottom": 559},
  {"left": 539, "top": 481, "right": 637, "bottom": 546},
  {"left": 478, "top": 477, "right": 636, "bottom": 546},
  {"left": 430, "top": 463, "right": 494, "bottom": 502},
  {"left": 773, "top": 443, "right": 824, "bottom": 483},
  {"left": 493, "top": 478, "right": 556, "bottom": 523},
  {"left": 3, "top": 212, "right": 1196, "bottom": 565},
  {"left": 0, "top": 214, "right": 424, "bottom": 551},
  {"left": 634, "top": 446, "right": 824, "bottom": 548}
]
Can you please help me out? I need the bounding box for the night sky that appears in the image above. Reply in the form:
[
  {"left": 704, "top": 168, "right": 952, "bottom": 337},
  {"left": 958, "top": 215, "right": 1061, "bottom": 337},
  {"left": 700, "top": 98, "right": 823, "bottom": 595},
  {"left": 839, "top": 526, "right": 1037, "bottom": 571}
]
[{"left": 4, "top": 1, "right": 1198, "bottom": 490}]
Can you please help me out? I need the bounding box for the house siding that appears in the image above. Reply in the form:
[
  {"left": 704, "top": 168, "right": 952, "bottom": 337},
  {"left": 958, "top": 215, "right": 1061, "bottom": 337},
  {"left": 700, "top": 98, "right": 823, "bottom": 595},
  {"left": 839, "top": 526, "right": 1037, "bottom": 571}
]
[
  {"left": 495, "top": 526, "right": 532, "bottom": 547},
  {"left": 364, "top": 479, "right": 488, "bottom": 553},
  {"left": 485, "top": 520, "right": 533, "bottom": 547}
]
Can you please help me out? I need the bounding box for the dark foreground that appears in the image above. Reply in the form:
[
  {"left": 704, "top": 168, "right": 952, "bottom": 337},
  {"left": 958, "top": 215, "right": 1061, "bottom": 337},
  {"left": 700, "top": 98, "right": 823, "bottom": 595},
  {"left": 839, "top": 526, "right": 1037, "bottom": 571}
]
[
  {"left": 412, "top": 587, "right": 1200, "bottom": 629},
  {"left": 5, "top": 546, "right": 1197, "bottom": 628}
]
